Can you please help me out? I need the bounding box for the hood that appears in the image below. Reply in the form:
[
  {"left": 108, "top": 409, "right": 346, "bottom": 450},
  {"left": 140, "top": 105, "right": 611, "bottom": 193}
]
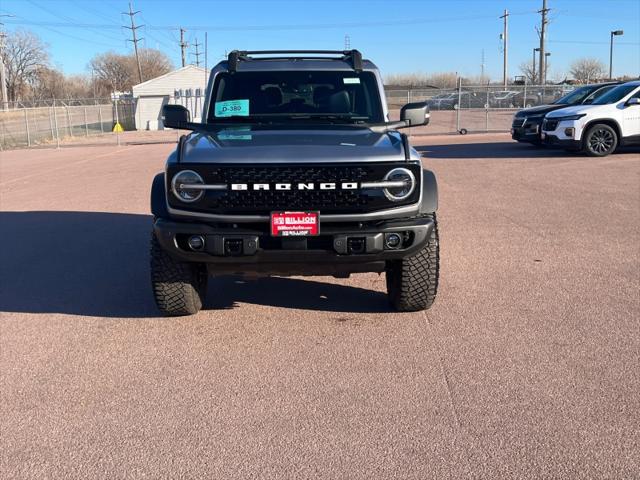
[
  {"left": 180, "top": 126, "right": 406, "bottom": 164},
  {"left": 515, "top": 104, "right": 565, "bottom": 117},
  {"left": 546, "top": 104, "right": 598, "bottom": 118}
]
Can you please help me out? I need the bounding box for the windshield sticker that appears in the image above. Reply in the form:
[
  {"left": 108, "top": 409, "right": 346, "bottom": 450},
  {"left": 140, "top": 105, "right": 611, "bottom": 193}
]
[
  {"left": 343, "top": 78, "right": 360, "bottom": 84},
  {"left": 215, "top": 99, "right": 249, "bottom": 117}
]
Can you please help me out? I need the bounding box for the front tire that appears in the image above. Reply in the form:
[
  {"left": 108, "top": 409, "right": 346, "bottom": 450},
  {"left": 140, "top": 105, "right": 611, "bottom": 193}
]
[
  {"left": 386, "top": 214, "right": 440, "bottom": 312},
  {"left": 582, "top": 124, "right": 618, "bottom": 157},
  {"left": 150, "top": 232, "right": 208, "bottom": 316}
]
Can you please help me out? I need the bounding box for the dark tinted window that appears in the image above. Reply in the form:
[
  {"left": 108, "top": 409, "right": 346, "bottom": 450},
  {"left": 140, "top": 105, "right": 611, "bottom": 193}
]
[
  {"left": 591, "top": 84, "right": 639, "bottom": 105},
  {"left": 583, "top": 85, "right": 616, "bottom": 104},
  {"left": 207, "top": 71, "right": 383, "bottom": 123},
  {"left": 553, "top": 85, "right": 602, "bottom": 105}
]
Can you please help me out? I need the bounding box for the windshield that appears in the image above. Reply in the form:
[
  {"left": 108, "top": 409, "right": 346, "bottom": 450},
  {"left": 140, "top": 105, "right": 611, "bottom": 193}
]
[
  {"left": 553, "top": 85, "right": 602, "bottom": 105},
  {"left": 590, "top": 84, "right": 639, "bottom": 105},
  {"left": 207, "top": 70, "right": 384, "bottom": 124}
]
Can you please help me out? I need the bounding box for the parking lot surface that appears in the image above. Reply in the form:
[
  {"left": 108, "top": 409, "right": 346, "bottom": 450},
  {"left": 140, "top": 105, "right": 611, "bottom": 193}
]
[{"left": 1, "top": 134, "right": 639, "bottom": 478}]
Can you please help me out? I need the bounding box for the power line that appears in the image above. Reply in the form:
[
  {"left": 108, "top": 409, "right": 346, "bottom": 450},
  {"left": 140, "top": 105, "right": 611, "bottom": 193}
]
[
  {"left": 138, "top": 14, "right": 177, "bottom": 51},
  {"left": 5, "top": 13, "right": 114, "bottom": 48},
  {"left": 549, "top": 39, "right": 640, "bottom": 45},
  {"left": 3, "top": 12, "right": 539, "bottom": 32},
  {"left": 123, "top": 2, "right": 143, "bottom": 83},
  {"left": 26, "top": 0, "right": 124, "bottom": 43}
]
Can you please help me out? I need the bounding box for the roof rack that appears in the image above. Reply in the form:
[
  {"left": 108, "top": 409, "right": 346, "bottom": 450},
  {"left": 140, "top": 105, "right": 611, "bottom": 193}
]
[{"left": 226, "top": 49, "right": 363, "bottom": 73}]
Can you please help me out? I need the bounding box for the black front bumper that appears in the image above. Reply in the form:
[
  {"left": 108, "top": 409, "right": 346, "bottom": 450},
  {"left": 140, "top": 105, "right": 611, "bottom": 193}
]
[
  {"left": 511, "top": 121, "right": 542, "bottom": 143},
  {"left": 542, "top": 134, "right": 581, "bottom": 150},
  {"left": 154, "top": 216, "right": 434, "bottom": 276}
]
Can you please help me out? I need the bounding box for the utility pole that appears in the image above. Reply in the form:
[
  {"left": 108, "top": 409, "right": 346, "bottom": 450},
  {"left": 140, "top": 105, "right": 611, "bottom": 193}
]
[
  {"left": 0, "top": 14, "right": 14, "bottom": 111},
  {"left": 204, "top": 32, "right": 208, "bottom": 85},
  {"left": 500, "top": 9, "right": 509, "bottom": 87},
  {"left": 123, "top": 2, "right": 144, "bottom": 83},
  {"left": 538, "top": 0, "right": 550, "bottom": 85},
  {"left": 191, "top": 38, "right": 202, "bottom": 67},
  {"left": 480, "top": 49, "right": 485, "bottom": 81},
  {"left": 0, "top": 30, "right": 7, "bottom": 110},
  {"left": 344, "top": 34, "right": 351, "bottom": 50},
  {"left": 180, "top": 28, "right": 188, "bottom": 67}
]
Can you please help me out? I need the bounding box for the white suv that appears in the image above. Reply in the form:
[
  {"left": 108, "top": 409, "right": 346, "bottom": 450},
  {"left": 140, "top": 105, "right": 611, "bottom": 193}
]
[{"left": 541, "top": 80, "right": 640, "bottom": 156}]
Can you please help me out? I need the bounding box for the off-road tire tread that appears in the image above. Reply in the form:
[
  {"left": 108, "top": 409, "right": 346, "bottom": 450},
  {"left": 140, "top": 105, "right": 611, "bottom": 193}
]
[
  {"left": 150, "top": 232, "right": 207, "bottom": 316},
  {"left": 386, "top": 213, "right": 439, "bottom": 312}
]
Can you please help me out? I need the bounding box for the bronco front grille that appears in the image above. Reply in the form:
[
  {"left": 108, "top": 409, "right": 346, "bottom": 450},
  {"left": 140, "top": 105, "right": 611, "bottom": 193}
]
[
  {"left": 512, "top": 117, "right": 526, "bottom": 128},
  {"left": 167, "top": 163, "right": 421, "bottom": 215}
]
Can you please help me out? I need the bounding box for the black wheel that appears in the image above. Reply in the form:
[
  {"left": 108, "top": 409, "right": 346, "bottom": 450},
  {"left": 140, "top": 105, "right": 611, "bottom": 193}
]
[
  {"left": 150, "top": 232, "right": 208, "bottom": 316},
  {"left": 386, "top": 213, "right": 439, "bottom": 312},
  {"left": 583, "top": 124, "right": 618, "bottom": 157}
]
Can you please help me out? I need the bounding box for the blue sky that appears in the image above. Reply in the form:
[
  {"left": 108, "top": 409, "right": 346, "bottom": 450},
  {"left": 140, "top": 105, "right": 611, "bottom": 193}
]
[{"left": 2, "top": 0, "right": 639, "bottom": 80}]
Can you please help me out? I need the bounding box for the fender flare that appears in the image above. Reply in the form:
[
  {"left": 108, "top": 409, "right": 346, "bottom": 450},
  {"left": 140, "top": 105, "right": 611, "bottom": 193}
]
[
  {"left": 150, "top": 173, "right": 169, "bottom": 219},
  {"left": 419, "top": 169, "right": 438, "bottom": 214}
]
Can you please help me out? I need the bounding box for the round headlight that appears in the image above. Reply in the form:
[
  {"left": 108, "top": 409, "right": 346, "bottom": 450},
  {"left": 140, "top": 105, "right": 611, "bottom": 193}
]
[
  {"left": 383, "top": 168, "right": 416, "bottom": 202},
  {"left": 171, "top": 170, "right": 204, "bottom": 203}
]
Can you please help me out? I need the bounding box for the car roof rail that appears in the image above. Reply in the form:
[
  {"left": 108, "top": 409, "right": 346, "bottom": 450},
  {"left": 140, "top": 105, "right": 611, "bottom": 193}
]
[{"left": 226, "top": 49, "right": 363, "bottom": 73}]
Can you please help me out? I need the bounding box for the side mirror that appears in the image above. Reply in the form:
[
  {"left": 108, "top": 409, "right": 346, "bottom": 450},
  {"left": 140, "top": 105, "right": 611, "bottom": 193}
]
[
  {"left": 626, "top": 97, "right": 640, "bottom": 106},
  {"left": 400, "top": 101, "right": 430, "bottom": 127},
  {"left": 162, "top": 104, "right": 191, "bottom": 129}
]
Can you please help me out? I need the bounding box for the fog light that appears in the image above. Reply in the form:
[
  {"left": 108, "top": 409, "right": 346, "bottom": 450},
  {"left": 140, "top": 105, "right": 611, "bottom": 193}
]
[
  {"left": 187, "top": 235, "right": 205, "bottom": 251},
  {"left": 385, "top": 233, "right": 402, "bottom": 249},
  {"left": 564, "top": 127, "right": 575, "bottom": 138}
]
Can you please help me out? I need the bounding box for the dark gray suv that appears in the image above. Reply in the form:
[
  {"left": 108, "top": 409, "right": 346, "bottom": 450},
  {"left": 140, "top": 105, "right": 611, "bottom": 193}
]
[{"left": 150, "top": 50, "right": 439, "bottom": 315}]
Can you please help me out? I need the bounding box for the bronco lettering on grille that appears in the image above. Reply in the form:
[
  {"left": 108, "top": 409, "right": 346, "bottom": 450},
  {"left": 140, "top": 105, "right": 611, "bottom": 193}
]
[{"left": 230, "top": 182, "right": 359, "bottom": 191}]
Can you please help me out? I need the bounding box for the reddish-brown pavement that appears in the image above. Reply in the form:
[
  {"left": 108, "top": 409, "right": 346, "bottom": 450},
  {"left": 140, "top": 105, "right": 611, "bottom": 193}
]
[{"left": 1, "top": 134, "right": 639, "bottom": 479}]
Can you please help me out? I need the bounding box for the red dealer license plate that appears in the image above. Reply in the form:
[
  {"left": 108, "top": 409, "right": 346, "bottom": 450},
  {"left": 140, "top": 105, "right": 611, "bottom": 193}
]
[{"left": 271, "top": 211, "right": 319, "bottom": 237}]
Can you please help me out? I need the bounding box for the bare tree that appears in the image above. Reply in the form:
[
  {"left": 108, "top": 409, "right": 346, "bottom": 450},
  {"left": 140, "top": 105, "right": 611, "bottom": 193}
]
[
  {"left": 90, "top": 48, "right": 173, "bottom": 93},
  {"left": 519, "top": 61, "right": 537, "bottom": 84},
  {"left": 90, "top": 52, "right": 133, "bottom": 93},
  {"left": 29, "top": 67, "right": 66, "bottom": 100},
  {"left": 385, "top": 72, "right": 458, "bottom": 88},
  {"left": 570, "top": 58, "right": 607, "bottom": 84},
  {"left": 138, "top": 48, "right": 173, "bottom": 81},
  {"left": 1, "top": 29, "right": 50, "bottom": 101}
]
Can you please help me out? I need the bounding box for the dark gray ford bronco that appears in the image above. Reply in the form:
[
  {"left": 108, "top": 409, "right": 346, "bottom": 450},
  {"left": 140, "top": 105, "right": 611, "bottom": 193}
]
[{"left": 151, "top": 50, "right": 439, "bottom": 315}]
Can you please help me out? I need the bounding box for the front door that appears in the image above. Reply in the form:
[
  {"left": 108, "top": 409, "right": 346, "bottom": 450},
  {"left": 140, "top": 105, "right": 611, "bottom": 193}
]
[{"left": 622, "top": 89, "right": 640, "bottom": 139}]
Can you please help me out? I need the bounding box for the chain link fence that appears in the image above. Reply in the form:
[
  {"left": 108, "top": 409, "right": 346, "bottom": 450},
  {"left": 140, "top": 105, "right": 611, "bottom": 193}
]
[
  {"left": 1, "top": 82, "right": 603, "bottom": 149},
  {"left": 387, "top": 82, "right": 585, "bottom": 135},
  {"left": 0, "top": 99, "right": 135, "bottom": 149}
]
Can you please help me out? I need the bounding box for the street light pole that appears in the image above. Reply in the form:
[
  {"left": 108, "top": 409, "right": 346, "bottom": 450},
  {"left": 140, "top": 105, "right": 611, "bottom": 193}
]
[
  {"left": 544, "top": 52, "right": 551, "bottom": 85},
  {"left": 609, "top": 30, "right": 623, "bottom": 80},
  {"left": 533, "top": 47, "right": 540, "bottom": 84}
]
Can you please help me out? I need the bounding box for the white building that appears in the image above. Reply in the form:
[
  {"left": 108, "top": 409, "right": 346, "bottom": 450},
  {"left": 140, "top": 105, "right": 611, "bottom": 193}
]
[{"left": 132, "top": 65, "right": 207, "bottom": 130}]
